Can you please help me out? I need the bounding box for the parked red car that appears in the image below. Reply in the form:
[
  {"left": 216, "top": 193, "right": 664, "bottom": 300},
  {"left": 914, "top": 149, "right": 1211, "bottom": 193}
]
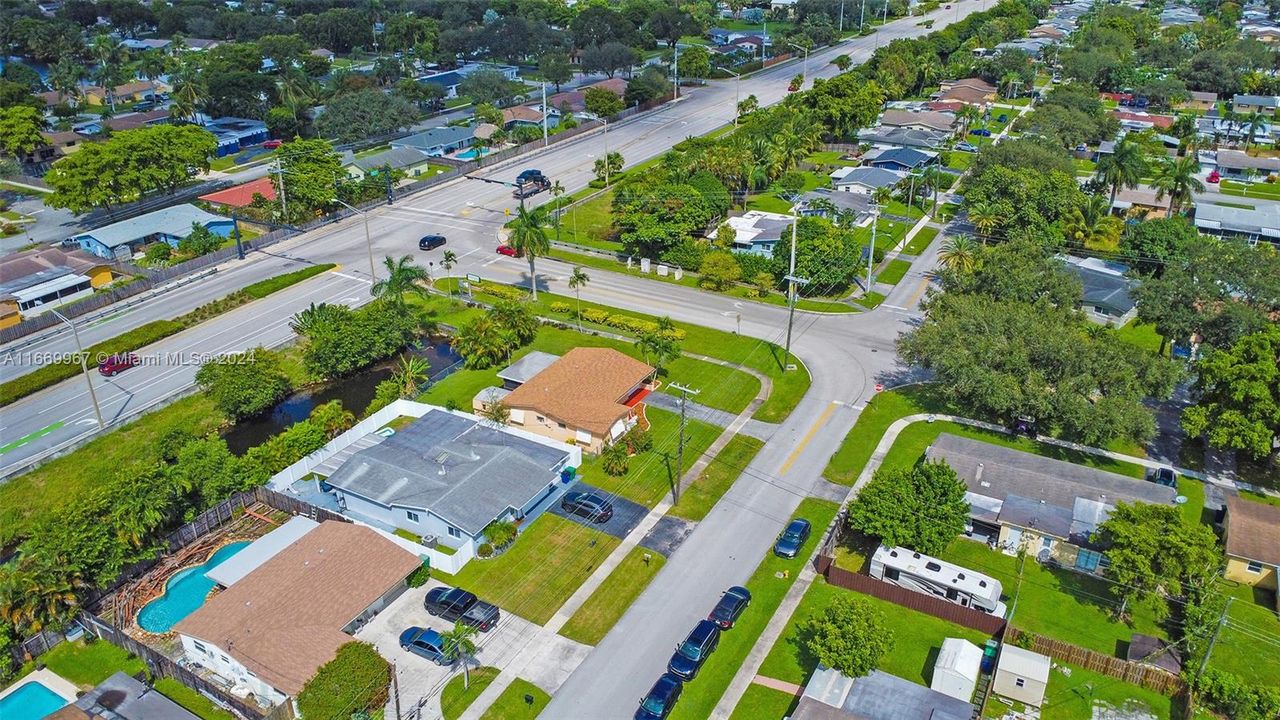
[
  {"left": 98, "top": 353, "right": 139, "bottom": 376},
  {"left": 1207, "top": 170, "right": 1221, "bottom": 184},
  {"left": 496, "top": 244, "right": 521, "bottom": 257},
  {"left": 263, "top": 139, "right": 283, "bottom": 149}
]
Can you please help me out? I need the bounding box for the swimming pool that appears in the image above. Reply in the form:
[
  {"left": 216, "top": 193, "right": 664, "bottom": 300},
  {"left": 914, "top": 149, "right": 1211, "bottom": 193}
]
[
  {"left": 0, "top": 680, "right": 68, "bottom": 720},
  {"left": 456, "top": 147, "right": 489, "bottom": 160},
  {"left": 137, "top": 541, "right": 251, "bottom": 633}
]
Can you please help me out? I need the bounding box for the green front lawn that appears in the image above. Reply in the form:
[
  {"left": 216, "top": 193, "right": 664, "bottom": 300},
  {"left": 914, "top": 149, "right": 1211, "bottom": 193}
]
[
  {"left": 726, "top": 684, "right": 799, "bottom": 720},
  {"left": 479, "top": 678, "right": 550, "bottom": 720},
  {"left": 757, "top": 578, "right": 992, "bottom": 687},
  {"left": 578, "top": 407, "right": 720, "bottom": 508},
  {"left": 670, "top": 435, "right": 765, "bottom": 521},
  {"left": 555, "top": 190, "right": 620, "bottom": 252},
  {"left": 154, "top": 678, "right": 236, "bottom": 720},
  {"left": 806, "top": 150, "right": 860, "bottom": 167},
  {"left": 1210, "top": 580, "right": 1280, "bottom": 687},
  {"left": 900, "top": 226, "right": 940, "bottom": 256},
  {"left": 671, "top": 498, "right": 841, "bottom": 720},
  {"left": 37, "top": 639, "right": 146, "bottom": 688},
  {"left": 1114, "top": 318, "right": 1166, "bottom": 356},
  {"left": 559, "top": 546, "right": 667, "bottom": 645},
  {"left": 945, "top": 152, "right": 973, "bottom": 171},
  {"left": 1040, "top": 662, "right": 1175, "bottom": 720},
  {"left": 452, "top": 514, "right": 620, "bottom": 625},
  {"left": 858, "top": 291, "right": 885, "bottom": 309},
  {"left": 441, "top": 666, "right": 501, "bottom": 720},
  {"left": 1220, "top": 178, "right": 1280, "bottom": 199},
  {"left": 823, "top": 385, "right": 958, "bottom": 485},
  {"left": 875, "top": 259, "right": 912, "bottom": 286}
]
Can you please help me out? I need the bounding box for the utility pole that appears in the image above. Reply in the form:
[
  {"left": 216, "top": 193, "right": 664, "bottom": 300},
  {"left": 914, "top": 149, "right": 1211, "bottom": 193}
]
[
  {"left": 392, "top": 662, "right": 402, "bottom": 720},
  {"left": 274, "top": 157, "right": 288, "bottom": 221},
  {"left": 603, "top": 119, "right": 611, "bottom": 187},
  {"left": 783, "top": 213, "right": 810, "bottom": 363},
  {"left": 839, "top": 0, "right": 845, "bottom": 34},
  {"left": 231, "top": 213, "right": 244, "bottom": 260},
  {"left": 669, "top": 383, "right": 700, "bottom": 505},
  {"left": 1193, "top": 597, "right": 1233, "bottom": 686},
  {"left": 541, "top": 81, "right": 549, "bottom": 147},
  {"left": 673, "top": 44, "right": 679, "bottom": 100},
  {"left": 866, "top": 203, "right": 880, "bottom": 292},
  {"left": 859, "top": 0, "right": 866, "bottom": 32},
  {"left": 51, "top": 309, "right": 104, "bottom": 429}
]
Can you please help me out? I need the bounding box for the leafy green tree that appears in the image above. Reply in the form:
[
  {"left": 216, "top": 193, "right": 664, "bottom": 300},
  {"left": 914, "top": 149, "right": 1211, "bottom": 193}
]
[
  {"left": 538, "top": 52, "right": 574, "bottom": 92},
  {"left": 0, "top": 106, "right": 44, "bottom": 157},
  {"left": 459, "top": 67, "right": 516, "bottom": 105},
  {"left": 699, "top": 250, "right": 742, "bottom": 290},
  {"left": 848, "top": 461, "right": 969, "bottom": 555},
  {"left": 1120, "top": 218, "right": 1197, "bottom": 274},
  {"left": 371, "top": 255, "right": 431, "bottom": 308},
  {"left": 770, "top": 217, "right": 857, "bottom": 296},
  {"left": 489, "top": 298, "right": 540, "bottom": 346},
  {"left": 144, "top": 243, "right": 172, "bottom": 265},
  {"left": 799, "top": 595, "right": 893, "bottom": 678},
  {"left": 276, "top": 137, "right": 343, "bottom": 221},
  {"left": 582, "top": 42, "right": 638, "bottom": 79},
  {"left": 1091, "top": 503, "right": 1219, "bottom": 620},
  {"left": 177, "top": 223, "right": 222, "bottom": 257},
  {"left": 677, "top": 45, "right": 712, "bottom": 80},
  {"left": 594, "top": 151, "right": 625, "bottom": 184},
  {"left": 315, "top": 89, "right": 421, "bottom": 143},
  {"left": 451, "top": 316, "right": 516, "bottom": 369},
  {"left": 1182, "top": 326, "right": 1280, "bottom": 464},
  {"left": 584, "top": 86, "right": 624, "bottom": 118},
  {"left": 300, "top": 303, "right": 417, "bottom": 379},
  {"left": 195, "top": 348, "right": 293, "bottom": 422},
  {"left": 297, "top": 642, "right": 391, "bottom": 720}
]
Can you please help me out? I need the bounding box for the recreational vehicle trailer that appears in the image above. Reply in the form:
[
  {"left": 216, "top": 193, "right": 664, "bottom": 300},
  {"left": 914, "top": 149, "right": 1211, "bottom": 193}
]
[{"left": 869, "top": 545, "right": 1007, "bottom": 617}]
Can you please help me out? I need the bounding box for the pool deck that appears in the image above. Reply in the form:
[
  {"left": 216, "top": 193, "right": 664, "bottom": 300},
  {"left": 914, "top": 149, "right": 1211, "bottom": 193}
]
[{"left": 0, "top": 667, "right": 79, "bottom": 704}]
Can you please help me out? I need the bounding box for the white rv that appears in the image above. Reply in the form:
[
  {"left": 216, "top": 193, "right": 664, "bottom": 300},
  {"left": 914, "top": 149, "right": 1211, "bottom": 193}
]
[{"left": 869, "top": 545, "right": 1007, "bottom": 617}]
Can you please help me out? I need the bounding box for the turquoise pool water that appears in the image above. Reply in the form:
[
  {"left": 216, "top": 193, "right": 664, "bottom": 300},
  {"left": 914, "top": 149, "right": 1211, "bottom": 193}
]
[
  {"left": 0, "top": 680, "right": 68, "bottom": 720},
  {"left": 456, "top": 147, "right": 489, "bottom": 160},
  {"left": 137, "top": 541, "right": 251, "bottom": 633}
]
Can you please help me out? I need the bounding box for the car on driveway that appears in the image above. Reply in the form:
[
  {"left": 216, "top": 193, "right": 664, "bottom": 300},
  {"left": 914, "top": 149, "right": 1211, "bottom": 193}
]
[
  {"left": 561, "top": 491, "right": 614, "bottom": 523},
  {"left": 424, "top": 586, "right": 500, "bottom": 632},
  {"left": 956, "top": 142, "right": 978, "bottom": 152},
  {"left": 773, "top": 517, "right": 811, "bottom": 558},
  {"left": 419, "top": 234, "right": 446, "bottom": 250},
  {"left": 1207, "top": 170, "right": 1221, "bottom": 183},
  {"left": 263, "top": 139, "right": 283, "bottom": 149},
  {"left": 399, "top": 627, "right": 456, "bottom": 665},
  {"left": 1152, "top": 467, "right": 1177, "bottom": 488},
  {"left": 667, "top": 620, "right": 720, "bottom": 680},
  {"left": 496, "top": 244, "right": 521, "bottom": 257},
  {"left": 635, "top": 673, "right": 683, "bottom": 719},
  {"left": 969, "top": 128, "right": 992, "bottom": 137},
  {"left": 708, "top": 586, "right": 751, "bottom": 629},
  {"left": 98, "top": 353, "right": 138, "bottom": 376}
]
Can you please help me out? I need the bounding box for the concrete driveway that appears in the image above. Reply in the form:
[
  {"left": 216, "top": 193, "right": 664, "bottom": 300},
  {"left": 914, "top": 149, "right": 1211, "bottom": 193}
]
[
  {"left": 549, "top": 482, "right": 650, "bottom": 541},
  {"left": 356, "top": 580, "right": 590, "bottom": 719}
]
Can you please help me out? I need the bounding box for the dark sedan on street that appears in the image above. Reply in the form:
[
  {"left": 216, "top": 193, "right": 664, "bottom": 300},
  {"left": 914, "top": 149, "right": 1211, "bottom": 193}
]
[
  {"left": 561, "top": 491, "right": 614, "bottom": 523},
  {"left": 708, "top": 586, "right": 752, "bottom": 629},
  {"left": 773, "top": 517, "right": 812, "bottom": 558},
  {"left": 635, "top": 673, "right": 683, "bottom": 719},
  {"left": 424, "top": 586, "right": 500, "bottom": 632},
  {"left": 667, "top": 620, "right": 720, "bottom": 680}
]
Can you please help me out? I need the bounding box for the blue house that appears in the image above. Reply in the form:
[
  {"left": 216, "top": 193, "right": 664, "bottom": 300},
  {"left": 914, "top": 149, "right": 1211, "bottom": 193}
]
[
  {"left": 864, "top": 147, "right": 937, "bottom": 172},
  {"left": 71, "top": 204, "right": 235, "bottom": 259},
  {"left": 202, "top": 117, "right": 269, "bottom": 157}
]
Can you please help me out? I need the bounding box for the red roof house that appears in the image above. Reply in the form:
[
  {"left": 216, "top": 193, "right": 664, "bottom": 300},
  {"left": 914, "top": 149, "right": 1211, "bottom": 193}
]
[{"left": 198, "top": 177, "right": 278, "bottom": 208}]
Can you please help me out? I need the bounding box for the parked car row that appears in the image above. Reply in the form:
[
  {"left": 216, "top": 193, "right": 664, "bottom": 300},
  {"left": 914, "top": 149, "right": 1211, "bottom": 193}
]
[{"left": 399, "top": 584, "right": 501, "bottom": 666}]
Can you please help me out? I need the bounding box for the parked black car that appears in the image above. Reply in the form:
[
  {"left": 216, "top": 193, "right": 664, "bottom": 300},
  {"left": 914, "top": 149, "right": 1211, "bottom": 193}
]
[
  {"left": 424, "top": 586, "right": 500, "bottom": 632},
  {"left": 708, "top": 586, "right": 752, "bottom": 629},
  {"left": 667, "top": 620, "right": 720, "bottom": 680},
  {"left": 773, "top": 518, "right": 811, "bottom": 558},
  {"left": 1152, "top": 467, "right": 1177, "bottom": 488},
  {"left": 561, "top": 491, "right": 614, "bottom": 523},
  {"left": 635, "top": 673, "right": 683, "bottom": 720},
  {"left": 419, "top": 234, "right": 446, "bottom": 250}
]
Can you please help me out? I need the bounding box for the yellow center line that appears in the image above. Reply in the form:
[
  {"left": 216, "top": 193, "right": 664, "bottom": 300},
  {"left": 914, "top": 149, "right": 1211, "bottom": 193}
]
[
  {"left": 904, "top": 275, "right": 931, "bottom": 310},
  {"left": 779, "top": 401, "right": 839, "bottom": 476}
]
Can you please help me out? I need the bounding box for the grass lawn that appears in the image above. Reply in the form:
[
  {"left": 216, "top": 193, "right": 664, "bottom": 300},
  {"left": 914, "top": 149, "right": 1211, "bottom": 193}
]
[
  {"left": 1114, "top": 318, "right": 1166, "bottom": 356},
  {"left": 154, "top": 678, "right": 237, "bottom": 720},
  {"left": 945, "top": 152, "right": 973, "bottom": 171},
  {"left": 858, "top": 291, "right": 885, "bottom": 309},
  {"left": 806, "top": 150, "right": 859, "bottom": 167},
  {"left": 757, "top": 578, "right": 992, "bottom": 686},
  {"left": 1220, "top": 178, "right": 1280, "bottom": 199},
  {"left": 1210, "top": 580, "right": 1280, "bottom": 687},
  {"left": 875, "top": 258, "right": 912, "bottom": 286},
  {"left": 942, "top": 540, "right": 1165, "bottom": 656},
  {"left": 478, "top": 678, "right": 550, "bottom": 720},
  {"left": 578, "top": 407, "right": 721, "bottom": 507},
  {"left": 670, "top": 435, "right": 765, "bottom": 521},
  {"left": 671, "top": 498, "right": 841, "bottom": 720},
  {"left": 452, "top": 282, "right": 810, "bottom": 423},
  {"left": 37, "top": 639, "right": 146, "bottom": 688},
  {"left": 726, "top": 684, "right": 799, "bottom": 720},
  {"left": 822, "top": 385, "right": 959, "bottom": 484},
  {"left": 559, "top": 546, "right": 667, "bottom": 645},
  {"left": 440, "top": 666, "right": 501, "bottom": 720},
  {"left": 452, "top": 514, "right": 619, "bottom": 625},
  {"left": 1040, "top": 662, "right": 1175, "bottom": 720},
  {"left": 556, "top": 190, "right": 620, "bottom": 252},
  {"left": 900, "top": 226, "right": 940, "bottom": 256},
  {"left": 209, "top": 156, "right": 235, "bottom": 171}
]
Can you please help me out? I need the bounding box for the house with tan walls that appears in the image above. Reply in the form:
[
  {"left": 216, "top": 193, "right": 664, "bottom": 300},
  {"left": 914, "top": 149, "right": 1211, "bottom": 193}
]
[{"left": 1223, "top": 496, "right": 1280, "bottom": 610}]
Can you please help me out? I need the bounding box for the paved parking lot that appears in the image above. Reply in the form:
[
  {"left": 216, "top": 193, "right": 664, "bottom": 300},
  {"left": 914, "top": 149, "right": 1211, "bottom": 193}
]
[
  {"left": 548, "top": 482, "right": 650, "bottom": 540},
  {"left": 356, "top": 580, "right": 590, "bottom": 719}
]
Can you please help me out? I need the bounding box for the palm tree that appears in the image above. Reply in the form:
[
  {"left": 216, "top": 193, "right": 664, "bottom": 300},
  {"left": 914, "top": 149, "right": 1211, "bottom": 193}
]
[
  {"left": 451, "top": 316, "right": 513, "bottom": 369},
  {"left": 637, "top": 326, "right": 680, "bottom": 374},
  {"left": 169, "top": 59, "right": 205, "bottom": 122},
  {"left": 549, "top": 180, "right": 565, "bottom": 242},
  {"left": 1150, "top": 155, "right": 1205, "bottom": 218},
  {"left": 370, "top": 255, "right": 431, "bottom": 307},
  {"left": 48, "top": 57, "right": 86, "bottom": 107},
  {"left": 89, "top": 34, "right": 125, "bottom": 111},
  {"left": 917, "top": 57, "right": 942, "bottom": 92},
  {"left": 1063, "top": 194, "right": 1121, "bottom": 249},
  {"left": 508, "top": 205, "right": 551, "bottom": 300},
  {"left": 1095, "top": 138, "right": 1148, "bottom": 205},
  {"left": 440, "top": 250, "right": 458, "bottom": 294},
  {"left": 1243, "top": 110, "right": 1269, "bottom": 151},
  {"left": 439, "top": 620, "right": 479, "bottom": 689},
  {"left": 938, "top": 236, "right": 979, "bottom": 273},
  {"left": 1000, "top": 71, "right": 1021, "bottom": 100},
  {"left": 871, "top": 185, "right": 893, "bottom": 207},
  {"left": 392, "top": 355, "right": 431, "bottom": 398},
  {"left": 567, "top": 266, "right": 590, "bottom": 330},
  {"left": 957, "top": 105, "right": 981, "bottom": 136},
  {"left": 920, "top": 166, "right": 945, "bottom": 215},
  {"left": 138, "top": 50, "right": 168, "bottom": 104},
  {"left": 966, "top": 202, "right": 1000, "bottom": 243},
  {"left": 290, "top": 302, "right": 348, "bottom": 334},
  {"left": 1222, "top": 109, "right": 1242, "bottom": 146}
]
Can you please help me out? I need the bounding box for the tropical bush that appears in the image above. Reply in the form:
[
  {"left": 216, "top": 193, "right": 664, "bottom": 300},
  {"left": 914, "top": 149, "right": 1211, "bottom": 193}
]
[
  {"left": 297, "top": 642, "right": 391, "bottom": 720},
  {"left": 483, "top": 520, "right": 518, "bottom": 548},
  {"left": 195, "top": 348, "right": 293, "bottom": 422},
  {"left": 601, "top": 442, "right": 630, "bottom": 476}
]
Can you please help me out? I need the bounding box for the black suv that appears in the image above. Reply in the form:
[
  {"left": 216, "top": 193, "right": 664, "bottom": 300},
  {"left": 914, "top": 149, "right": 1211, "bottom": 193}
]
[
  {"left": 561, "top": 491, "right": 614, "bottom": 523},
  {"left": 635, "top": 673, "right": 682, "bottom": 720},
  {"left": 667, "top": 620, "right": 720, "bottom": 680},
  {"left": 708, "top": 586, "right": 751, "bottom": 629},
  {"left": 419, "top": 234, "right": 446, "bottom": 250},
  {"left": 424, "top": 586, "right": 500, "bottom": 632}
]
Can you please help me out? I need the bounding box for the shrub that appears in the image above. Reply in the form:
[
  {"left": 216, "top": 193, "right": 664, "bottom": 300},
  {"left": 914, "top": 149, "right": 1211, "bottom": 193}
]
[
  {"left": 478, "top": 281, "right": 526, "bottom": 301},
  {"left": 242, "top": 263, "right": 335, "bottom": 299},
  {"left": 297, "top": 642, "right": 391, "bottom": 720},
  {"left": 195, "top": 348, "right": 293, "bottom": 422},
  {"left": 302, "top": 302, "right": 417, "bottom": 379},
  {"left": 1195, "top": 669, "right": 1280, "bottom": 720},
  {"left": 483, "top": 520, "right": 518, "bottom": 548},
  {"left": 699, "top": 250, "right": 742, "bottom": 291},
  {"left": 582, "top": 308, "right": 612, "bottom": 325},
  {"left": 623, "top": 426, "right": 652, "bottom": 453},
  {"left": 406, "top": 563, "right": 432, "bottom": 588},
  {"left": 144, "top": 243, "right": 172, "bottom": 265},
  {"left": 601, "top": 442, "right": 630, "bottom": 476},
  {"left": 549, "top": 302, "right": 572, "bottom": 314},
  {"left": 478, "top": 543, "right": 495, "bottom": 558}
]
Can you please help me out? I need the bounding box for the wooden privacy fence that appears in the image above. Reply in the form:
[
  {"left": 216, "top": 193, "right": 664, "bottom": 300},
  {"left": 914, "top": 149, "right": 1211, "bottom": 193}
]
[
  {"left": 161, "top": 486, "right": 348, "bottom": 553},
  {"left": 816, "top": 555, "right": 1009, "bottom": 635},
  {"left": 1003, "top": 628, "right": 1187, "bottom": 696}
]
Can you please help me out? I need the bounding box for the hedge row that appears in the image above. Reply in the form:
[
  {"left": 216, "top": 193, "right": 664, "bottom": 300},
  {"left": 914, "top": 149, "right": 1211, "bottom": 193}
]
[
  {"left": 0, "top": 263, "right": 336, "bottom": 407},
  {"left": 548, "top": 302, "right": 686, "bottom": 339}
]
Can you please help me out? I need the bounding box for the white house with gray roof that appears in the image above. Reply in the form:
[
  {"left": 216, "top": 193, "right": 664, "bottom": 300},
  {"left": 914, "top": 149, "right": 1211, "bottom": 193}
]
[
  {"left": 1194, "top": 201, "right": 1280, "bottom": 245},
  {"left": 1061, "top": 255, "right": 1139, "bottom": 324},
  {"left": 391, "top": 126, "right": 476, "bottom": 156},
  {"left": 320, "top": 407, "right": 581, "bottom": 554},
  {"left": 829, "top": 166, "right": 905, "bottom": 194},
  {"left": 70, "top": 204, "right": 236, "bottom": 259},
  {"left": 342, "top": 146, "right": 441, "bottom": 181}
]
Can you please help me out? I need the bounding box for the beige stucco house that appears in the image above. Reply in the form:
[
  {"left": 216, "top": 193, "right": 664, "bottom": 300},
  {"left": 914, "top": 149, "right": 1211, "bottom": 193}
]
[{"left": 1223, "top": 495, "right": 1280, "bottom": 610}]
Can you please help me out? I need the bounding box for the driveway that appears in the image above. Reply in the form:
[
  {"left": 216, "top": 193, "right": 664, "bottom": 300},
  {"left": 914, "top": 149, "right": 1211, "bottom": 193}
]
[
  {"left": 548, "top": 482, "right": 650, "bottom": 540},
  {"left": 356, "top": 580, "right": 589, "bottom": 719}
]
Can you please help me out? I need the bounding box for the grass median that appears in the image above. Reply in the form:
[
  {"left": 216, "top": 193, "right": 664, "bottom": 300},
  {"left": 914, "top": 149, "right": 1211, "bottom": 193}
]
[
  {"left": 478, "top": 679, "right": 550, "bottom": 720},
  {"left": 559, "top": 546, "right": 667, "bottom": 645},
  {"left": 670, "top": 435, "right": 765, "bottom": 521},
  {"left": 0, "top": 263, "right": 336, "bottom": 407}
]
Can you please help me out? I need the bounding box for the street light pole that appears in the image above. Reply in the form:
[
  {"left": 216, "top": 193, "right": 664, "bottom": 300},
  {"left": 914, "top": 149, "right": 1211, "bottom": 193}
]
[
  {"left": 673, "top": 44, "right": 679, "bottom": 100},
  {"left": 789, "top": 43, "right": 809, "bottom": 85},
  {"left": 333, "top": 198, "right": 377, "bottom": 280},
  {"left": 866, "top": 203, "right": 880, "bottom": 292},
  {"left": 859, "top": 0, "right": 867, "bottom": 32},
  {"left": 723, "top": 68, "right": 742, "bottom": 126},
  {"left": 541, "top": 81, "right": 549, "bottom": 147},
  {"left": 51, "top": 309, "right": 104, "bottom": 429}
]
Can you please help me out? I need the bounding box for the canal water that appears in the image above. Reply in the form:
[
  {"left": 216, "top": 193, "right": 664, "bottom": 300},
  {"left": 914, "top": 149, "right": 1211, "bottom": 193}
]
[{"left": 222, "top": 338, "right": 461, "bottom": 454}]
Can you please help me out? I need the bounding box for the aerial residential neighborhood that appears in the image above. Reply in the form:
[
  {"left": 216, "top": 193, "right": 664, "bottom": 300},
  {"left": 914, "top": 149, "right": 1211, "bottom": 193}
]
[{"left": 1, "top": 0, "right": 1280, "bottom": 718}]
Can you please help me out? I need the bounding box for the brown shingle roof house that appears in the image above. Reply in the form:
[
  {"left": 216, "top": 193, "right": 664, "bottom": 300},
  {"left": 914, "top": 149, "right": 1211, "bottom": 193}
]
[
  {"left": 1223, "top": 496, "right": 1280, "bottom": 609},
  {"left": 174, "top": 521, "right": 418, "bottom": 702},
  {"left": 880, "top": 109, "right": 957, "bottom": 133},
  {"left": 494, "top": 347, "right": 655, "bottom": 452}
]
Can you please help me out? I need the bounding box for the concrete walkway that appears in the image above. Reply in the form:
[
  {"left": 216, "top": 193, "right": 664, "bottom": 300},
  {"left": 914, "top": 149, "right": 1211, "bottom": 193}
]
[{"left": 752, "top": 675, "right": 804, "bottom": 695}]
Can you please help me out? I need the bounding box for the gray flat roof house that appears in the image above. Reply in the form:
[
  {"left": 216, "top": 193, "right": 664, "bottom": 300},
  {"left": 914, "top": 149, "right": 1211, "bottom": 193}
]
[
  {"left": 792, "top": 666, "right": 971, "bottom": 720},
  {"left": 1194, "top": 202, "right": 1280, "bottom": 244},
  {"left": 391, "top": 126, "right": 475, "bottom": 157},
  {"left": 857, "top": 126, "right": 950, "bottom": 149},
  {"left": 322, "top": 408, "right": 580, "bottom": 551},
  {"left": 926, "top": 433, "right": 1176, "bottom": 569},
  {"left": 796, "top": 189, "right": 873, "bottom": 226},
  {"left": 1061, "top": 255, "right": 1139, "bottom": 324},
  {"left": 61, "top": 671, "right": 201, "bottom": 720},
  {"left": 829, "top": 166, "right": 904, "bottom": 194}
]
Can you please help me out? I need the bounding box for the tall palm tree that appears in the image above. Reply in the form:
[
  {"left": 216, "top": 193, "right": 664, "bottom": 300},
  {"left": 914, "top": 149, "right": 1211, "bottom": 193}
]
[
  {"left": 138, "top": 50, "right": 167, "bottom": 103},
  {"left": 451, "top": 316, "right": 513, "bottom": 369},
  {"left": 920, "top": 166, "right": 945, "bottom": 215},
  {"left": 439, "top": 620, "right": 479, "bottom": 689},
  {"left": 1150, "top": 155, "right": 1204, "bottom": 218},
  {"left": 508, "top": 205, "right": 551, "bottom": 300},
  {"left": 938, "top": 235, "right": 979, "bottom": 273},
  {"left": 549, "top": 180, "right": 565, "bottom": 242},
  {"left": 966, "top": 202, "right": 1000, "bottom": 243},
  {"left": 440, "top": 250, "right": 458, "bottom": 294},
  {"left": 392, "top": 355, "right": 431, "bottom": 398},
  {"left": 1243, "top": 110, "right": 1269, "bottom": 151},
  {"left": 957, "top": 105, "right": 981, "bottom": 136},
  {"left": 1222, "top": 108, "right": 1242, "bottom": 146},
  {"left": 168, "top": 59, "right": 205, "bottom": 122},
  {"left": 567, "top": 266, "right": 589, "bottom": 330},
  {"left": 48, "top": 57, "right": 86, "bottom": 107},
  {"left": 370, "top": 255, "right": 430, "bottom": 306},
  {"left": 1095, "top": 138, "right": 1148, "bottom": 205},
  {"left": 917, "top": 57, "right": 942, "bottom": 92},
  {"left": 871, "top": 185, "right": 893, "bottom": 207},
  {"left": 1000, "top": 71, "right": 1021, "bottom": 100},
  {"left": 89, "top": 34, "right": 125, "bottom": 111},
  {"left": 1063, "top": 194, "right": 1121, "bottom": 249}
]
